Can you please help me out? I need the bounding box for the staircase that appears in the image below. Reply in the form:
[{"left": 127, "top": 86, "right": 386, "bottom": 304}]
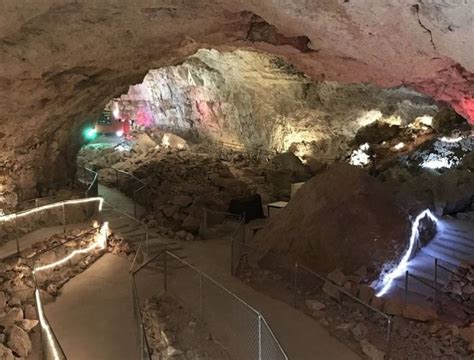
[
  {"left": 100, "top": 186, "right": 185, "bottom": 271},
  {"left": 394, "top": 218, "right": 474, "bottom": 297}
]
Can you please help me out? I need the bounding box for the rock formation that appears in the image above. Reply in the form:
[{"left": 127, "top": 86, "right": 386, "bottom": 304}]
[
  {"left": 0, "top": 1, "right": 473, "bottom": 209},
  {"left": 253, "top": 163, "right": 412, "bottom": 274}
]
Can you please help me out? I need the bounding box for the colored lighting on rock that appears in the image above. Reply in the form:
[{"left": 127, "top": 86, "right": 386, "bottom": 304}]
[{"left": 374, "top": 209, "right": 437, "bottom": 297}]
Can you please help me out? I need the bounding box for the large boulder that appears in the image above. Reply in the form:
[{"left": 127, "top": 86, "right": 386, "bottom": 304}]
[
  {"left": 254, "top": 163, "right": 410, "bottom": 273},
  {"left": 133, "top": 133, "right": 157, "bottom": 153}
]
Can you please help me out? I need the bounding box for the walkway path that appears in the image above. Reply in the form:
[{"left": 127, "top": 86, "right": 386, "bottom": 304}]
[
  {"left": 45, "top": 254, "right": 139, "bottom": 360},
  {"left": 170, "top": 238, "right": 361, "bottom": 360},
  {"left": 28, "top": 184, "right": 360, "bottom": 359}
]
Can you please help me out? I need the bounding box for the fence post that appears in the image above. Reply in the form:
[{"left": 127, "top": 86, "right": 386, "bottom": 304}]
[
  {"left": 200, "top": 273, "right": 203, "bottom": 317},
  {"left": 145, "top": 224, "right": 149, "bottom": 257},
  {"left": 258, "top": 314, "right": 262, "bottom": 360},
  {"left": 386, "top": 317, "right": 392, "bottom": 359},
  {"left": 293, "top": 262, "right": 298, "bottom": 308},
  {"left": 230, "top": 238, "right": 234, "bottom": 276},
  {"left": 62, "top": 203, "right": 66, "bottom": 233},
  {"left": 163, "top": 252, "right": 167, "bottom": 293},
  {"left": 404, "top": 271, "right": 409, "bottom": 305},
  {"left": 35, "top": 199, "right": 38, "bottom": 208},
  {"left": 434, "top": 258, "right": 438, "bottom": 305},
  {"left": 15, "top": 214, "right": 20, "bottom": 257}
]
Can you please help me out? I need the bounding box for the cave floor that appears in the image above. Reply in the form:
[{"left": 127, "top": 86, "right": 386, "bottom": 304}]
[{"left": 99, "top": 185, "right": 361, "bottom": 360}]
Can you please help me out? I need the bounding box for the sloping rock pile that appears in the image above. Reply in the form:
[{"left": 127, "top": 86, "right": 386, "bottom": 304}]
[{"left": 253, "top": 163, "right": 411, "bottom": 274}]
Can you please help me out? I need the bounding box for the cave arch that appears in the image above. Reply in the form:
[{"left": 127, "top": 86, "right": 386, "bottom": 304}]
[{"left": 0, "top": 0, "right": 472, "bottom": 210}]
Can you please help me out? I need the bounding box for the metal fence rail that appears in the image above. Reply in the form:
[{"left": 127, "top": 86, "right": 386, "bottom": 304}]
[
  {"left": 131, "top": 250, "right": 288, "bottom": 360},
  {"left": 231, "top": 239, "right": 465, "bottom": 359},
  {"left": 112, "top": 168, "right": 150, "bottom": 218}
]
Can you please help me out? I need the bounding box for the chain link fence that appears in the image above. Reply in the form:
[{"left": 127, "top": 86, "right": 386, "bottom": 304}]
[{"left": 131, "top": 250, "right": 288, "bottom": 360}]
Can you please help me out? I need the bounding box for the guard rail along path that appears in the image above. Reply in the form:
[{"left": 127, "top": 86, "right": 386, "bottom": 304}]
[
  {"left": 131, "top": 249, "right": 289, "bottom": 360},
  {"left": 231, "top": 239, "right": 463, "bottom": 359}
]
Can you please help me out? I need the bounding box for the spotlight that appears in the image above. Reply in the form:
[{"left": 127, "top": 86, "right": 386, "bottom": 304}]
[
  {"left": 83, "top": 128, "right": 97, "bottom": 141},
  {"left": 116, "top": 130, "right": 124, "bottom": 137}
]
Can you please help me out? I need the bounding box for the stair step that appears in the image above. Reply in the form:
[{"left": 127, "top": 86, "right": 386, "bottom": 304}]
[
  {"left": 421, "top": 246, "right": 468, "bottom": 266},
  {"left": 427, "top": 242, "right": 474, "bottom": 257},
  {"left": 434, "top": 237, "right": 474, "bottom": 253},
  {"left": 438, "top": 230, "right": 474, "bottom": 244}
]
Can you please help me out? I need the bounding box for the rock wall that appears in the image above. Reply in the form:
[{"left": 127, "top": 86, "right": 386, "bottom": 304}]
[
  {"left": 0, "top": 0, "right": 473, "bottom": 210},
  {"left": 116, "top": 49, "right": 439, "bottom": 161}
]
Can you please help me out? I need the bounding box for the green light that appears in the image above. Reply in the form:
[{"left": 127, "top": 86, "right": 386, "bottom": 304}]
[{"left": 84, "top": 128, "right": 97, "bottom": 140}]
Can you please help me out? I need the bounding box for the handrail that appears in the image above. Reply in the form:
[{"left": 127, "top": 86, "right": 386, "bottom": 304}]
[
  {"left": 130, "top": 273, "right": 152, "bottom": 358},
  {"left": 298, "top": 263, "right": 391, "bottom": 321},
  {"left": 33, "top": 228, "right": 99, "bottom": 260},
  {"left": 12, "top": 166, "right": 99, "bottom": 215},
  {"left": 133, "top": 249, "right": 288, "bottom": 360},
  {"left": 132, "top": 248, "right": 167, "bottom": 274},
  {"left": 405, "top": 270, "right": 474, "bottom": 314}
]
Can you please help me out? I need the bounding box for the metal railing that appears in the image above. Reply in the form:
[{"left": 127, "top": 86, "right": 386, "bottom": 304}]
[
  {"left": 131, "top": 249, "right": 288, "bottom": 360},
  {"left": 11, "top": 166, "right": 99, "bottom": 215},
  {"left": 113, "top": 168, "right": 150, "bottom": 218},
  {"left": 199, "top": 208, "right": 244, "bottom": 239},
  {"left": 404, "top": 263, "right": 474, "bottom": 314},
  {"left": 231, "top": 239, "right": 465, "bottom": 359},
  {"left": 0, "top": 197, "right": 103, "bottom": 258},
  {"left": 34, "top": 284, "right": 67, "bottom": 360}
]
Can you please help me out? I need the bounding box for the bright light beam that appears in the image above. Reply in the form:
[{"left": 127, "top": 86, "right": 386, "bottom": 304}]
[
  {"left": 33, "top": 222, "right": 109, "bottom": 273},
  {"left": 375, "top": 209, "right": 437, "bottom": 297},
  {"left": 35, "top": 289, "right": 61, "bottom": 360},
  {"left": 33, "top": 221, "right": 109, "bottom": 359},
  {"left": 0, "top": 197, "right": 104, "bottom": 223}
]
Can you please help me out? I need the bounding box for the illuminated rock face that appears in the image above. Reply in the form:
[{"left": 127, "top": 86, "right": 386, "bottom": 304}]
[
  {"left": 117, "top": 49, "right": 438, "bottom": 158},
  {"left": 0, "top": 1, "right": 472, "bottom": 208}
]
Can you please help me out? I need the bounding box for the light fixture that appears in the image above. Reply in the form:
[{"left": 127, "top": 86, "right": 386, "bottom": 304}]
[
  {"left": 116, "top": 130, "right": 123, "bottom": 137},
  {"left": 83, "top": 128, "right": 97, "bottom": 141}
]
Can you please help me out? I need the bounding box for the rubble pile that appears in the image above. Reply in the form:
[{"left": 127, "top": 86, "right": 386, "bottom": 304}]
[
  {"left": 142, "top": 295, "right": 231, "bottom": 360},
  {"left": 442, "top": 264, "right": 474, "bottom": 310},
  {"left": 78, "top": 132, "right": 314, "bottom": 234},
  {"left": 240, "top": 264, "right": 472, "bottom": 358}
]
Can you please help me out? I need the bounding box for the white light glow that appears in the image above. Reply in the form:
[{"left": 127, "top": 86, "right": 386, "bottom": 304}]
[
  {"left": 415, "top": 115, "right": 433, "bottom": 127},
  {"left": 375, "top": 209, "right": 437, "bottom": 297},
  {"left": 440, "top": 136, "right": 463, "bottom": 143},
  {"left": 112, "top": 102, "right": 120, "bottom": 119},
  {"left": 357, "top": 110, "right": 383, "bottom": 127},
  {"left": 35, "top": 289, "right": 61, "bottom": 360},
  {"left": 33, "top": 221, "right": 109, "bottom": 359},
  {"left": 349, "top": 143, "right": 371, "bottom": 166},
  {"left": 393, "top": 142, "right": 405, "bottom": 151},
  {"left": 33, "top": 222, "right": 109, "bottom": 273},
  {"left": 0, "top": 197, "right": 104, "bottom": 223},
  {"left": 421, "top": 158, "right": 453, "bottom": 169},
  {"left": 116, "top": 130, "right": 124, "bottom": 137}
]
